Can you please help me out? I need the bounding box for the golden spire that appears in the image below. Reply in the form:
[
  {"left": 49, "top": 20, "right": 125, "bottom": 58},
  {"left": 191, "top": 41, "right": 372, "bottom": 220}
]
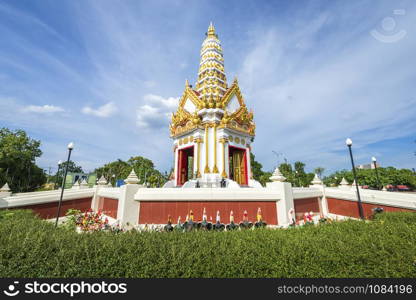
[
  {"left": 207, "top": 22, "right": 216, "bottom": 37},
  {"left": 197, "top": 22, "right": 227, "bottom": 102}
]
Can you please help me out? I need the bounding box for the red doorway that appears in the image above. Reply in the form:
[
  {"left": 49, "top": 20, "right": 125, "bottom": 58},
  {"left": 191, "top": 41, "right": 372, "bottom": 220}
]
[
  {"left": 177, "top": 146, "right": 194, "bottom": 186},
  {"left": 228, "top": 146, "right": 248, "bottom": 186}
]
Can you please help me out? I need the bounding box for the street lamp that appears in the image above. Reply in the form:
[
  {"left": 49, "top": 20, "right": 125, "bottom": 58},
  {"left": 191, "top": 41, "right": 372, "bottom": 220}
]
[
  {"left": 55, "top": 142, "right": 74, "bottom": 227},
  {"left": 372, "top": 156, "right": 381, "bottom": 190},
  {"left": 54, "top": 160, "right": 63, "bottom": 190},
  {"left": 346, "top": 138, "right": 364, "bottom": 219},
  {"left": 112, "top": 174, "right": 115, "bottom": 187}
]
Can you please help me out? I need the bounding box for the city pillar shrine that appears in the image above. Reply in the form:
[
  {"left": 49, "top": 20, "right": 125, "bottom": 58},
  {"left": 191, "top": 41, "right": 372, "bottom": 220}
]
[{"left": 169, "top": 23, "right": 258, "bottom": 188}]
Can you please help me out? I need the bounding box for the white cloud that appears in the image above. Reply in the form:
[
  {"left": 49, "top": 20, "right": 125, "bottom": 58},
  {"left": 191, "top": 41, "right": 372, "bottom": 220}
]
[
  {"left": 23, "top": 104, "right": 64, "bottom": 113},
  {"left": 136, "top": 94, "right": 179, "bottom": 129},
  {"left": 81, "top": 102, "right": 117, "bottom": 118}
]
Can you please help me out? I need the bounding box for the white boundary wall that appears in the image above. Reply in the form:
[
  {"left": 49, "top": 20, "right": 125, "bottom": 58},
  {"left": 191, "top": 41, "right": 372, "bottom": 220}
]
[{"left": 1, "top": 183, "right": 416, "bottom": 226}]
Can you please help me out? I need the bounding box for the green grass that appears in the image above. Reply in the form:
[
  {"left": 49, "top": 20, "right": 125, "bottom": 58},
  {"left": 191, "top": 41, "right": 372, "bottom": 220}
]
[{"left": 0, "top": 209, "right": 415, "bottom": 278}]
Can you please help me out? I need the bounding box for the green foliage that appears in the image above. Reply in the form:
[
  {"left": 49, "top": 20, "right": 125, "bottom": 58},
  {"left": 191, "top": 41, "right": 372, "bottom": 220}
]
[
  {"left": 250, "top": 153, "right": 263, "bottom": 179},
  {"left": 1, "top": 210, "right": 415, "bottom": 278},
  {"left": 0, "top": 128, "right": 46, "bottom": 192},
  {"left": 314, "top": 167, "right": 325, "bottom": 178},
  {"left": 250, "top": 153, "right": 272, "bottom": 186},
  {"left": 323, "top": 167, "right": 416, "bottom": 189},
  {"left": 279, "top": 162, "right": 314, "bottom": 187},
  {"left": 94, "top": 156, "right": 167, "bottom": 187},
  {"left": 51, "top": 160, "right": 84, "bottom": 187}
]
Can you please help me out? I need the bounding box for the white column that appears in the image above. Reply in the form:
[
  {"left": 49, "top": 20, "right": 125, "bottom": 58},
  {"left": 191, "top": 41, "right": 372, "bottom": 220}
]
[
  {"left": 174, "top": 147, "right": 179, "bottom": 186},
  {"left": 266, "top": 167, "right": 294, "bottom": 226},
  {"left": 91, "top": 176, "right": 107, "bottom": 211},
  {"left": 117, "top": 183, "right": 141, "bottom": 226},
  {"left": 117, "top": 169, "right": 142, "bottom": 226},
  {"left": 319, "top": 185, "right": 329, "bottom": 216}
]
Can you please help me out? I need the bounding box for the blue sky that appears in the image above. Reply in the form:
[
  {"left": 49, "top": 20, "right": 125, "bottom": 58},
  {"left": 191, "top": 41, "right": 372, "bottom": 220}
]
[{"left": 0, "top": 0, "right": 415, "bottom": 175}]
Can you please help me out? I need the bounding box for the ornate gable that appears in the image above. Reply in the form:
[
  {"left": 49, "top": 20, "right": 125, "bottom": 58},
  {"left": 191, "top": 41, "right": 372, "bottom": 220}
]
[
  {"left": 170, "top": 82, "right": 204, "bottom": 137},
  {"left": 217, "top": 78, "right": 255, "bottom": 136}
]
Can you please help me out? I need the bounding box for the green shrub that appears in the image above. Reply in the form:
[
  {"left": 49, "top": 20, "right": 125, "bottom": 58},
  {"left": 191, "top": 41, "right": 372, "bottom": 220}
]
[{"left": 0, "top": 210, "right": 415, "bottom": 278}]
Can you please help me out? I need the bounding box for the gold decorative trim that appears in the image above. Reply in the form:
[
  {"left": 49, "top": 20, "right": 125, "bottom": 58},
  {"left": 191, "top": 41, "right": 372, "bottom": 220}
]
[
  {"left": 219, "top": 137, "right": 228, "bottom": 178},
  {"left": 194, "top": 137, "right": 202, "bottom": 178}
]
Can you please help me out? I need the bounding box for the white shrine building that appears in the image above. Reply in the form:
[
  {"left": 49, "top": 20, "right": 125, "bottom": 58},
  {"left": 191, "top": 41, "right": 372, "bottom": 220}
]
[{"left": 169, "top": 23, "right": 258, "bottom": 188}]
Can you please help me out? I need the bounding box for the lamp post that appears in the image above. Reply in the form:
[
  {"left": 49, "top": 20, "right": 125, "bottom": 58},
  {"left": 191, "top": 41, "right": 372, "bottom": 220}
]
[
  {"left": 372, "top": 156, "right": 381, "bottom": 190},
  {"left": 346, "top": 138, "right": 364, "bottom": 219},
  {"left": 112, "top": 174, "right": 115, "bottom": 187},
  {"left": 54, "top": 160, "right": 63, "bottom": 190},
  {"left": 55, "top": 142, "right": 74, "bottom": 227}
]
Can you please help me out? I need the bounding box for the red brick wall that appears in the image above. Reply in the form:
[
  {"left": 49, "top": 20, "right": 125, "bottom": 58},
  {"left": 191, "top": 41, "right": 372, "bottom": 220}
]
[
  {"left": 139, "top": 201, "right": 278, "bottom": 225},
  {"left": 9, "top": 197, "right": 92, "bottom": 219},
  {"left": 98, "top": 197, "right": 118, "bottom": 219},
  {"left": 294, "top": 197, "right": 321, "bottom": 220},
  {"left": 327, "top": 197, "right": 415, "bottom": 218}
]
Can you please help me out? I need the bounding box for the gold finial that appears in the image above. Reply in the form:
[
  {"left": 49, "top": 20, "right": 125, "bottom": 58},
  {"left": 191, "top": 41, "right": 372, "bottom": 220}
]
[
  {"left": 185, "top": 79, "right": 189, "bottom": 87},
  {"left": 207, "top": 22, "right": 216, "bottom": 37}
]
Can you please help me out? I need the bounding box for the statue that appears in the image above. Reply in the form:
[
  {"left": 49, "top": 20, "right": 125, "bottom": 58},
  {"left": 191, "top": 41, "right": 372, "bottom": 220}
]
[
  {"left": 213, "top": 210, "right": 225, "bottom": 231},
  {"left": 198, "top": 207, "right": 212, "bottom": 230},
  {"left": 164, "top": 215, "right": 174, "bottom": 232},
  {"left": 226, "top": 210, "right": 238, "bottom": 230},
  {"left": 254, "top": 207, "right": 267, "bottom": 228},
  {"left": 288, "top": 208, "right": 296, "bottom": 227},
  {"left": 239, "top": 210, "right": 253, "bottom": 229},
  {"left": 184, "top": 210, "right": 197, "bottom": 231},
  {"left": 174, "top": 216, "right": 184, "bottom": 231},
  {"left": 220, "top": 177, "right": 226, "bottom": 188}
]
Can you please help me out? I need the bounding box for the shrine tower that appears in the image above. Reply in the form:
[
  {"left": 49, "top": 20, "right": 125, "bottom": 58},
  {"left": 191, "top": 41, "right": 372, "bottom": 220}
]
[{"left": 169, "top": 23, "right": 256, "bottom": 187}]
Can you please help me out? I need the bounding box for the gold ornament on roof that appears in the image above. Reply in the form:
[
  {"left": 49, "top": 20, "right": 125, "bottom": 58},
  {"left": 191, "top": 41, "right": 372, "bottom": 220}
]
[{"left": 170, "top": 23, "right": 255, "bottom": 138}]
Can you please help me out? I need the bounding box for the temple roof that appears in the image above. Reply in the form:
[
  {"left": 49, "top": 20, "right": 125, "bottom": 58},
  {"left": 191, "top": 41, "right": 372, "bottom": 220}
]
[{"left": 169, "top": 23, "right": 255, "bottom": 138}]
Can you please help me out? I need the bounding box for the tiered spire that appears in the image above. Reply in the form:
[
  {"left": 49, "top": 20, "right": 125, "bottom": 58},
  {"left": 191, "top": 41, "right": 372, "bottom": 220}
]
[{"left": 196, "top": 22, "right": 228, "bottom": 104}]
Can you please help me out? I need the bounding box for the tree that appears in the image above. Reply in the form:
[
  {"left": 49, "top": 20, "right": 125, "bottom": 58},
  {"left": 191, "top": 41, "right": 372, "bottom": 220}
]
[
  {"left": 323, "top": 167, "right": 416, "bottom": 189},
  {"left": 52, "top": 160, "right": 84, "bottom": 186},
  {"left": 250, "top": 153, "right": 274, "bottom": 186},
  {"left": 94, "top": 159, "right": 130, "bottom": 186},
  {"left": 250, "top": 153, "right": 264, "bottom": 180},
  {"left": 94, "top": 156, "right": 167, "bottom": 187},
  {"left": 314, "top": 167, "right": 325, "bottom": 178},
  {"left": 278, "top": 161, "right": 314, "bottom": 187},
  {"left": 0, "top": 128, "right": 46, "bottom": 192}
]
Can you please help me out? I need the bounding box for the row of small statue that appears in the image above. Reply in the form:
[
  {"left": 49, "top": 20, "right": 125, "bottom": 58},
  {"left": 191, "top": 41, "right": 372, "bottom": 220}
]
[{"left": 164, "top": 208, "right": 267, "bottom": 232}]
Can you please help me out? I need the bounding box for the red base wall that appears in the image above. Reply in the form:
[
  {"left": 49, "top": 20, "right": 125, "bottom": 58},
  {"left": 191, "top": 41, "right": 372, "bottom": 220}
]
[
  {"left": 139, "top": 201, "right": 278, "bottom": 225},
  {"left": 294, "top": 197, "right": 321, "bottom": 220},
  {"left": 98, "top": 197, "right": 118, "bottom": 219},
  {"left": 9, "top": 197, "right": 92, "bottom": 219},
  {"left": 327, "top": 197, "right": 415, "bottom": 218}
]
